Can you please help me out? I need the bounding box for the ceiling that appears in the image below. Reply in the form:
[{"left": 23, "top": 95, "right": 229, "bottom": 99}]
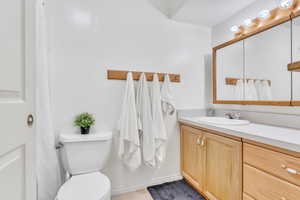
[
  {"left": 149, "top": 0, "right": 188, "bottom": 18},
  {"left": 150, "top": 0, "right": 259, "bottom": 27}
]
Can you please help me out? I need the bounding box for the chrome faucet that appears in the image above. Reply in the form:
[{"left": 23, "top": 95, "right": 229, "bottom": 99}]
[
  {"left": 206, "top": 108, "right": 215, "bottom": 117},
  {"left": 225, "top": 112, "right": 241, "bottom": 120}
]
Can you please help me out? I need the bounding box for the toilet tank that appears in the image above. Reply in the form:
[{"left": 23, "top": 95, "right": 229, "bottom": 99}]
[{"left": 59, "top": 131, "right": 112, "bottom": 175}]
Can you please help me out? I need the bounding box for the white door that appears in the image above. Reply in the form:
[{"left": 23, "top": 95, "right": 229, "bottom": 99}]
[{"left": 0, "top": 0, "right": 36, "bottom": 200}]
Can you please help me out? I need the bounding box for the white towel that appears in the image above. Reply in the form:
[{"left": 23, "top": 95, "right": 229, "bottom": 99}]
[
  {"left": 245, "top": 80, "right": 258, "bottom": 100},
  {"left": 244, "top": 80, "right": 250, "bottom": 100},
  {"left": 254, "top": 80, "right": 263, "bottom": 100},
  {"left": 161, "top": 74, "right": 175, "bottom": 115},
  {"left": 249, "top": 80, "right": 258, "bottom": 100},
  {"left": 262, "top": 80, "right": 272, "bottom": 100},
  {"left": 235, "top": 79, "right": 244, "bottom": 100},
  {"left": 136, "top": 73, "right": 156, "bottom": 167},
  {"left": 151, "top": 74, "right": 167, "bottom": 166},
  {"left": 117, "top": 72, "right": 141, "bottom": 170}
]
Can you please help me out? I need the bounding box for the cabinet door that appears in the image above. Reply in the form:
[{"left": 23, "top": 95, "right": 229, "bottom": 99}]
[
  {"left": 181, "top": 126, "right": 204, "bottom": 191},
  {"left": 203, "top": 133, "right": 242, "bottom": 200}
]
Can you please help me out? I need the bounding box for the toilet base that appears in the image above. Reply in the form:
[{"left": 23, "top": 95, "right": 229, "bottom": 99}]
[{"left": 55, "top": 172, "right": 111, "bottom": 200}]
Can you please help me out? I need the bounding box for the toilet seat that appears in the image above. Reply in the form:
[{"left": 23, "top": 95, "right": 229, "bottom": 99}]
[{"left": 56, "top": 172, "right": 111, "bottom": 200}]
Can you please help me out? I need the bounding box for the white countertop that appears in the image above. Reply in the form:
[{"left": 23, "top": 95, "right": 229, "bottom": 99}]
[{"left": 179, "top": 117, "right": 300, "bottom": 153}]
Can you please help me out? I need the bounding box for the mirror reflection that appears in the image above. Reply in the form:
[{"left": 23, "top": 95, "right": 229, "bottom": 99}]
[
  {"left": 244, "top": 21, "right": 291, "bottom": 102},
  {"left": 216, "top": 41, "right": 244, "bottom": 101},
  {"left": 292, "top": 16, "right": 300, "bottom": 101}
]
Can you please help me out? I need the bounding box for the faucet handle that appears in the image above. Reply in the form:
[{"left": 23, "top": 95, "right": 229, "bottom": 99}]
[
  {"left": 234, "top": 112, "right": 241, "bottom": 119},
  {"left": 224, "top": 112, "right": 233, "bottom": 119},
  {"left": 225, "top": 111, "right": 241, "bottom": 120}
]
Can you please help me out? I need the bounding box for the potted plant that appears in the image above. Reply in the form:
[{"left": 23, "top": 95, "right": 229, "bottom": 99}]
[{"left": 74, "top": 113, "right": 95, "bottom": 135}]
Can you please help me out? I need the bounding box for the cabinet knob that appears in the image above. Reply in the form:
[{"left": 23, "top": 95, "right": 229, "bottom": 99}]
[{"left": 281, "top": 164, "right": 299, "bottom": 175}]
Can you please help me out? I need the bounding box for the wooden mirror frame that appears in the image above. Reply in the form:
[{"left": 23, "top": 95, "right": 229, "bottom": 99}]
[
  {"left": 213, "top": 1, "right": 300, "bottom": 106},
  {"left": 291, "top": 9, "right": 300, "bottom": 106}
]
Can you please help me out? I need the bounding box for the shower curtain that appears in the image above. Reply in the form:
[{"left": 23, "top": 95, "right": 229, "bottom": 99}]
[{"left": 36, "top": 0, "right": 62, "bottom": 200}]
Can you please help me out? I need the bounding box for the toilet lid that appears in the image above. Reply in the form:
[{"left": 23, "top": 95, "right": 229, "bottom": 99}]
[{"left": 56, "top": 172, "right": 110, "bottom": 200}]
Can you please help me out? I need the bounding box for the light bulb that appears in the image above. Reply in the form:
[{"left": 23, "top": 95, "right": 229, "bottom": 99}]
[
  {"left": 259, "top": 10, "right": 271, "bottom": 19},
  {"left": 279, "top": 0, "right": 293, "bottom": 9},
  {"left": 230, "top": 25, "right": 239, "bottom": 33},
  {"left": 243, "top": 18, "right": 253, "bottom": 27}
]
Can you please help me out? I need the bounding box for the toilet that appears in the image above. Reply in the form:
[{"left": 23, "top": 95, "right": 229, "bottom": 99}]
[{"left": 55, "top": 131, "right": 112, "bottom": 200}]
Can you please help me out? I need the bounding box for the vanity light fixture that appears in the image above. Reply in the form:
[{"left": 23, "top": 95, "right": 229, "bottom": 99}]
[
  {"left": 279, "top": 0, "right": 293, "bottom": 9},
  {"left": 243, "top": 18, "right": 253, "bottom": 27},
  {"left": 259, "top": 10, "right": 271, "bottom": 19},
  {"left": 229, "top": 0, "right": 300, "bottom": 40},
  {"left": 230, "top": 25, "right": 239, "bottom": 33}
]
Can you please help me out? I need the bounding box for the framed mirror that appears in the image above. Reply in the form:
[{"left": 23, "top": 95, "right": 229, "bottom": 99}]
[
  {"left": 244, "top": 21, "right": 291, "bottom": 105},
  {"left": 213, "top": 14, "right": 296, "bottom": 106},
  {"left": 212, "top": 4, "right": 300, "bottom": 106},
  {"left": 292, "top": 16, "right": 300, "bottom": 105}
]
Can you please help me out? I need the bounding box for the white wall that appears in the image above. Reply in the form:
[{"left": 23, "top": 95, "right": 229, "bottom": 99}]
[
  {"left": 211, "top": 0, "right": 300, "bottom": 114},
  {"left": 47, "top": 0, "right": 211, "bottom": 194}
]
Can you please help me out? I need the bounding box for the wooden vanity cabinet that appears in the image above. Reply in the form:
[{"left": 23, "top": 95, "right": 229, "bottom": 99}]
[
  {"left": 203, "top": 133, "right": 242, "bottom": 200},
  {"left": 181, "top": 126, "right": 205, "bottom": 191},
  {"left": 181, "top": 124, "right": 300, "bottom": 200},
  {"left": 180, "top": 125, "right": 242, "bottom": 200},
  {"left": 243, "top": 193, "right": 255, "bottom": 200},
  {"left": 243, "top": 142, "right": 300, "bottom": 200}
]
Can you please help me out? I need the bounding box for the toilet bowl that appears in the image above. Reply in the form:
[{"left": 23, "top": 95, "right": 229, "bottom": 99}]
[
  {"left": 56, "top": 172, "right": 110, "bottom": 200},
  {"left": 55, "top": 131, "right": 112, "bottom": 200}
]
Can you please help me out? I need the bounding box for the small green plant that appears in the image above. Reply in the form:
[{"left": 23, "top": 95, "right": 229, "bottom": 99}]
[{"left": 74, "top": 113, "right": 95, "bottom": 128}]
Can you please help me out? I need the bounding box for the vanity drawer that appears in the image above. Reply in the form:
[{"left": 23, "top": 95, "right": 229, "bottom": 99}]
[
  {"left": 244, "top": 143, "right": 300, "bottom": 186},
  {"left": 244, "top": 164, "right": 300, "bottom": 200}
]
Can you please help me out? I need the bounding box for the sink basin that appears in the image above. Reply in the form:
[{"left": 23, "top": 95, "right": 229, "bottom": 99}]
[{"left": 195, "top": 117, "right": 250, "bottom": 126}]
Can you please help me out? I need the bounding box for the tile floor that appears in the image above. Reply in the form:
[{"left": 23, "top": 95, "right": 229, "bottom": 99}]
[{"left": 112, "top": 189, "right": 153, "bottom": 200}]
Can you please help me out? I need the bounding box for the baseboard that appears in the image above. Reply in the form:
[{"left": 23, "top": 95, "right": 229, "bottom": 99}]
[{"left": 111, "top": 173, "right": 183, "bottom": 196}]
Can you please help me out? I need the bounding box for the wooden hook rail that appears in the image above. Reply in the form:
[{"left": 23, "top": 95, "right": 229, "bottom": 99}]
[
  {"left": 226, "top": 77, "right": 271, "bottom": 86},
  {"left": 107, "top": 70, "right": 181, "bottom": 82},
  {"left": 288, "top": 61, "right": 300, "bottom": 72}
]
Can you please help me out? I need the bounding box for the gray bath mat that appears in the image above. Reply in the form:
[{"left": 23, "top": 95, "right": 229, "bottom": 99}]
[{"left": 147, "top": 180, "right": 206, "bottom": 200}]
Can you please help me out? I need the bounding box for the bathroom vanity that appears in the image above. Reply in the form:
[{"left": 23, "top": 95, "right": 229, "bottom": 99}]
[
  {"left": 179, "top": 118, "right": 300, "bottom": 200},
  {"left": 205, "top": 3, "right": 300, "bottom": 199}
]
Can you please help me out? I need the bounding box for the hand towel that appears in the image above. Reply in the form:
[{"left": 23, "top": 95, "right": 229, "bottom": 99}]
[
  {"left": 244, "top": 80, "right": 250, "bottom": 100},
  {"left": 245, "top": 80, "right": 258, "bottom": 100},
  {"left": 136, "top": 73, "right": 156, "bottom": 167},
  {"left": 235, "top": 79, "right": 244, "bottom": 100},
  {"left": 151, "top": 74, "right": 168, "bottom": 166},
  {"left": 161, "top": 74, "right": 175, "bottom": 115},
  {"left": 254, "top": 80, "right": 263, "bottom": 100},
  {"left": 262, "top": 80, "right": 272, "bottom": 100},
  {"left": 117, "top": 72, "right": 141, "bottom": 170},
  {"left": 249, "top": 80, "right": 258, "bottom": 100}
]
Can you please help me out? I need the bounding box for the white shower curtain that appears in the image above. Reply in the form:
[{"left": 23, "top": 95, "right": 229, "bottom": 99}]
[{"left": 36, "top": 1, "right": 62, "bottom": 200}]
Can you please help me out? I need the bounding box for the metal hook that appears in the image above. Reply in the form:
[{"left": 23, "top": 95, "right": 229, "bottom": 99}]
[{"left": 55, "top": 142, "right": 64, "bottom": 150}]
